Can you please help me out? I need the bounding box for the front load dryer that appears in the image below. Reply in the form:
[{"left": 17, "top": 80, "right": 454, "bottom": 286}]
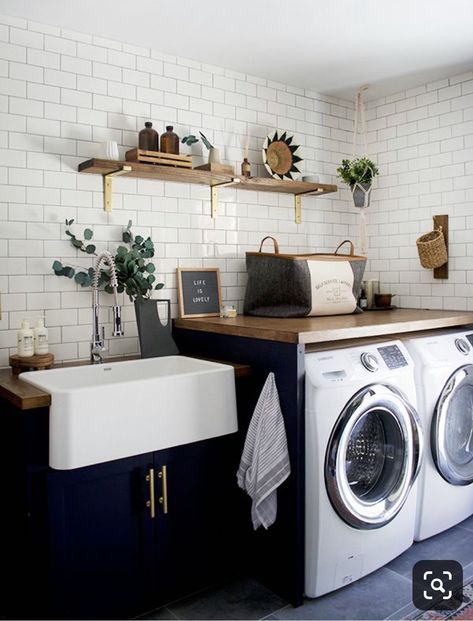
[
  {"left": 305, "top": 340, "right": 422, "bottom": 598},
  {"left": 404, "top": 330, "right": 473, "bottom": 541}
]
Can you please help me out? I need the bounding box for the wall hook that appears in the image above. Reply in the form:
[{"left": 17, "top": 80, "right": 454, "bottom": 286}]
[{"left": 433, "top": 214, "right": 448, "bottom": 279}]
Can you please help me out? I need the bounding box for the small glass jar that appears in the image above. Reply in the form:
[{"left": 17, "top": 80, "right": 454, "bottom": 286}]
[
  {"left": 139, "top": 122, "right": 158, "bottom": 151},
  {"left": 160, "top": 125, "right": 179, "bottom": 155},
  {"left": 220, "top": 305, "right": 237, "bottom": 318}
]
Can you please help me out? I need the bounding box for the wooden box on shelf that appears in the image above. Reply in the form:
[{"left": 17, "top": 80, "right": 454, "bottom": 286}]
[
  {"left": 125, "top": 149, "right": 192, "bottom": 169},
  {"left": 194, "top": 162, "right": 235, "bottom": 175}
]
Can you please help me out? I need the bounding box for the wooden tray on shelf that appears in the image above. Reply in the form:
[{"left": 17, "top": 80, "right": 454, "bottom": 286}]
[
  {"left": 125, "top": 149, "right": 192, "bottom": 168},
  {"left": 10, "top": 353, "right": 54, "bottom": 375}
]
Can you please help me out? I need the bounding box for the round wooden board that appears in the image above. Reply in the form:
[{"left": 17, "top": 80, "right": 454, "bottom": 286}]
[
  {"left": 10, "top": 353, "right": 55, "bottom": 375},
  {"left": 266, "top": 141, "right": 292, "bottom": 175}
]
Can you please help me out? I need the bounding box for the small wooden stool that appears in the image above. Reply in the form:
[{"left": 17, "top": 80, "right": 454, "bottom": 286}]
[{"left": 10, "top": 353, "right": 55, "bottom": 375}]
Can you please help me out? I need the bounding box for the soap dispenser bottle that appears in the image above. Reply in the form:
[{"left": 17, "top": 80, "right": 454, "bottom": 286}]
[
  {"left": 17, "top": 319, "right": 34, "bottom": 357},
  {"left": 34, "top": 317, "right": 49, "bottom": 355}
]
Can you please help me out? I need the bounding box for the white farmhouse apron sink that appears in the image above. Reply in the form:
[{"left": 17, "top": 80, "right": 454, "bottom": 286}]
[{"left": 21, "top": 356, "right": 238, "bottom": 470}]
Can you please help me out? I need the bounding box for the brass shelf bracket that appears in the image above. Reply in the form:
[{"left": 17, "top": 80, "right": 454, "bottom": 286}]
[
  {"left": 210, "top": 177, "right": 241, "bottom": 219},
  {"left": 102, "top": 165, "right": 132, "bottom": 212},
  {"left": 294, "top": 188, "right": 324, "bottom": 224}
]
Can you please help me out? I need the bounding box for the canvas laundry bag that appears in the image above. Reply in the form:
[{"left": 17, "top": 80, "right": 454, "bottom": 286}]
[{"left": 244, "top": 237, "right": 366, "bottom": 318}]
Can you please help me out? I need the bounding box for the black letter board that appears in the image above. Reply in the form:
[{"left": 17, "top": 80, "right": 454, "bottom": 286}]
[{"left": 177, "top": 268, "right": 222, "bottom": 318}]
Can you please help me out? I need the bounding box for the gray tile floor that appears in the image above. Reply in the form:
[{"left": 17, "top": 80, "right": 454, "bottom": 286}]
[{"left": 139, "top": 516, "right": 473, "bottom": 621}]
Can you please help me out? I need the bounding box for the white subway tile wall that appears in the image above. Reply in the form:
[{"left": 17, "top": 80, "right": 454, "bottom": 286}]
[
  {"left": 0, "top": 15, "right": 355, "bottom": 365},
  {"left": 365, "top": 72, "right": 473, "bottom": 310}
]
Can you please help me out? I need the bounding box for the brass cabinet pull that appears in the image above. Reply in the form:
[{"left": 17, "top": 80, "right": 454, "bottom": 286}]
[
  {"left": 145, "top": 468, "right": 156, "bottom": 519},
  {"left": 158, "top": 465, "right": 169, "bottom": 514}
]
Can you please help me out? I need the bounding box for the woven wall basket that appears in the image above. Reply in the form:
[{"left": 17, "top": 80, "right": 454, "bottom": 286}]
[{"left": 416, "top": 228, "right": 448, "bottom": 269}]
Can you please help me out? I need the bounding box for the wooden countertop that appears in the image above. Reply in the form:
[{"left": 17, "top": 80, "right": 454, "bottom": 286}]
[
  {"left": 174, "top": 308, "right": 473, "bottom": 344},
  {"left": 0, "top": 369, "right": 51, "bottom": 410},
  {"left": 5, "top": 309, "right": 473, "bottom": 410},
  {"left": 0, "top": 355, "right": 251, "bottom": 411}
]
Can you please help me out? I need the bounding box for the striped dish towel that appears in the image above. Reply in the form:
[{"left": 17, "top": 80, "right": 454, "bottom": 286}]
[{"left": 237, "top": 372, "right": 291, "bottom": 530}]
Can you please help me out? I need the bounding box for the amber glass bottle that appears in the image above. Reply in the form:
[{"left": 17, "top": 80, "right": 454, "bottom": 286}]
[
  {"left": 160, "top": 126, "right": 179, "bottom": 155},
  {"left": 139, "top": 122, "right": 158, "bottom": 151},
  {"left": 241, "top": 158, "right": 251, "bottom": 177}
]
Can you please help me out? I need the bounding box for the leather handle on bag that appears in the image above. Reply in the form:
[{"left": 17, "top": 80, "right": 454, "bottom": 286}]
[
  {"left": 334, "top": 240, "right": 355, "bottom": 256},
  {"left": 258, "top": 236, "right": 280, "bottom": 254}
]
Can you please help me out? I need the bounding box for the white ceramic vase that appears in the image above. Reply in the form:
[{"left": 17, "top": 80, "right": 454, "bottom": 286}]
[
  {"left": 101, "top": 140, "right": 120, "bottom": 160},
  {"left": 208, "top": 147, "right": 220, "bottom": 165}
]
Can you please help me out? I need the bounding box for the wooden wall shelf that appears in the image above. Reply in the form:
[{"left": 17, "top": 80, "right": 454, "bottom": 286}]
[
  {"left": 78, "top": 158, "right": 338, "bottom": 221},
  {"left": 78, "top": 158, "right": 232, "bottom": 185},
  {"left": 234, "top": 176, "right": 337, "bottom": 196}
]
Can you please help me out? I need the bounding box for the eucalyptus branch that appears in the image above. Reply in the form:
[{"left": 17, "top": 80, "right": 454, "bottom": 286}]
[
  {"left": 52, "top": 218, "right": 164, "bottom": 300},
  {"left": 181, "top": 130, "right": 214, "bottom": 150}
]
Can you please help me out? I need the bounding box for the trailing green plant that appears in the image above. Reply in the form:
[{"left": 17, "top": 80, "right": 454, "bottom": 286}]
[
  {"left": 181, "top": 131, "right": 213, "bottom": 149},
  {"left": 337, "top": 157, "right": 379, "bottom": 186},
  {"left": 52, "top": 219, "right": 164, "bottom": 300}
]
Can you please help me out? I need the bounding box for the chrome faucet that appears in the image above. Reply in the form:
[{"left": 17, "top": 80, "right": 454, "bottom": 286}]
[{"left": 91, "top": 250, "right": 124, "bottom": 363}]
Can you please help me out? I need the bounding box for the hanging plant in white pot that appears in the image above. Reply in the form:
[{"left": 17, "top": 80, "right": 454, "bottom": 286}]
[
  {"left": 337, "top": 156, "right": 379, "bottom": 208},
  {"left": 336, "top": 85, "right": 380, "bottom": 255}
]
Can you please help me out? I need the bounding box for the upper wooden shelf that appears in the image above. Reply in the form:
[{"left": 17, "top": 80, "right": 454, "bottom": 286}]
[
  {"left": 77, "top": 158, "right": 338, "bottom": 221},
  {"left": 78, "top": 159, "right": 337, "bottom": 193}
]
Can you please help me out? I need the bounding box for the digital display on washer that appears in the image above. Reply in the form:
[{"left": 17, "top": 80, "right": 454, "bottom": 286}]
[
  {"left": 322, "top": 370, "right": 347, "bottom": 380},
  {"left": 466, "top": 334, "right": 473, "bottom": 347},
  {"left": 377, "top": 345, "right": 408, "bottom": 369}
]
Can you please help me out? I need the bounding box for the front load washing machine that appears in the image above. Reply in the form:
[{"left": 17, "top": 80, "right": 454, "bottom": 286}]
[
  {"left": 404, "top": 330, "right": 473, "bottom": 541},
  {"left": 305, "top": 340, "right": 422, "bottom": 598}
]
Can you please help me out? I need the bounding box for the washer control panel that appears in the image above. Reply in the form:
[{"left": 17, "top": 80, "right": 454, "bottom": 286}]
[
  {"left": 377, "top": 344, "right": 408, "bottom": 369},
  {"left": 455, "top": 337, "right": 470, "bottom": 355},
  {"left": 360, "top": 352, "right": 379, "bottom": 372}
]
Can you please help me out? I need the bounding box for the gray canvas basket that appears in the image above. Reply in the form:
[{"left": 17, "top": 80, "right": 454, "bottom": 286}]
[{"left": 244, "top": 237, "right": 366, "bottom": 318}]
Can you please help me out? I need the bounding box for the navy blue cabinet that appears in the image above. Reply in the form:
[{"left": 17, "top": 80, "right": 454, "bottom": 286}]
[
  {"left": 174, "top": 328, "right": 305, "bottom": 607},
  {"left": 155, "top": 438, "right": 242, "bottom": 603},
  {"left": 39, "top": 436, "right": 239, "bottom": 619},
  {"left": 0, "top": 398, "right": 241, "bottom": 619},
  {"left": 46, "top": 453, "right": 156, "bottom": 619}
]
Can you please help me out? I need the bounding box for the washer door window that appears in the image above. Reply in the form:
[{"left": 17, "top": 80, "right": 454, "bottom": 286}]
[
  {"left": 432, "top": 365, "right": 473, "bottom": 485},
  {"left": 325, "top": 384, "right": 422, "bottom": 530}
]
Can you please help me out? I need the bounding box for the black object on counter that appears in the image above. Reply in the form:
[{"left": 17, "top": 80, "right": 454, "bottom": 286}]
[
  {"left": 359, "top": 288, "right": 368, "bottom": 309},
  {"left": 134, "top": 298, "right": 179, "bottom": 357},
  {"left": 139, "top": 122, "right": 158, "bottom": 151}
]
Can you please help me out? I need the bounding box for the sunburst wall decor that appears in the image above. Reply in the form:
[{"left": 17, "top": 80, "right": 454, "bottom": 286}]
[{"left": 262, "top": 130, "right": 303, "bottom": 180}]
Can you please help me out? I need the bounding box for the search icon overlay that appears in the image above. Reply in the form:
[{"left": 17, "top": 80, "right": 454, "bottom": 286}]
[{"left": 413, "top": 560, "right": 463, "bottom": 611}]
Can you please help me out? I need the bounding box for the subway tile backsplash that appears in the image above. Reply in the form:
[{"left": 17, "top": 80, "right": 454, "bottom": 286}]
[
  {"left": 365, "top": 74, "right": 473, "bottom": 310},
  {"left": 0, "top": 14, "right": 355, "bottom": 365},
  {"left": 1, "top": 14, "right": 472, "bottom": 366}
]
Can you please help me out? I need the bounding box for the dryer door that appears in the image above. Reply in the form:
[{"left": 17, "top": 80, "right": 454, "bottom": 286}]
[
  {"left": 432, "top": 364, "right": 473, "bottom": 485},
  {"left": 325, "top": 384, "right": 422, "bottom": 530}
]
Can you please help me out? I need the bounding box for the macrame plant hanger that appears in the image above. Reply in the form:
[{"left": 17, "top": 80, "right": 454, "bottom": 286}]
[{"left": 352, "top": 85, "right": 370, "bottom": 255}]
